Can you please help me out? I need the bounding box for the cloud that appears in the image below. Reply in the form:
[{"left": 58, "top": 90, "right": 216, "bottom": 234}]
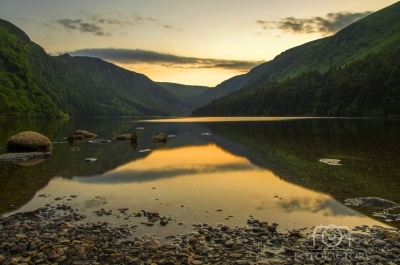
[
  {"left": 55, "top": 19, "right": 109, "bottom": 36},
  {"left": 163, "top": 24, "right": 183, "bottom": 31},
  {"left": 69, "top": 48, "right": 264, "bottom": 70},
  {"left": 51, "top": 11, "right": 182, "bottom": 36},
  {"left": 56, "top": 19, "right": 82, "bottom": 30},
  {"left": 257, "top": 11, "right": 372, "bottom": 35}
]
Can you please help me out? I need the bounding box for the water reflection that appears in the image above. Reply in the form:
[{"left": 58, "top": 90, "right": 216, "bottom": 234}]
[
  {"left": 8, "top": 143, "right": 390, "bottom": 238},
  {"left": 77, "top": 144, "right": 255, "bottom": 183},
  {"left": 1, "top": 118, "right": 398, "bottom": 234}
]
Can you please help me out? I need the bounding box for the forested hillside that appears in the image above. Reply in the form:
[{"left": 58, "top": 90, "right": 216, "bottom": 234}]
[
  {"left": 192, "top": 1, "right": 400, "bottom": 113},
  {"left": 0, "top": 19, "right": 67, "bottom": 117},
  {"left": 193, "top": 48, "right": 400, "bottom": 117},
  {"left": 0, "top": 19, "right": 189, "bottom": 117}
]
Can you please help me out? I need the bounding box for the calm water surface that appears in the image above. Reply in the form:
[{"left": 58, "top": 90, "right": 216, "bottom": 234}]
[{"left": 1, "top": 117, "right": 399, "bottom": 238}]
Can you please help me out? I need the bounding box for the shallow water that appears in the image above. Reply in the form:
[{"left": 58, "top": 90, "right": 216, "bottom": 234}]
[{"left": 1, "top": 117, "right": 399, "bottom": 238}]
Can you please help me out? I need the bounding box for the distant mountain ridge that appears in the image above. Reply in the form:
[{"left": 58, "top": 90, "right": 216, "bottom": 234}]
[
  {"left": 192, "top": 1, "right": 400, "bottom": 111},
  {"left": 156, "top": 82, "right": 210, "bottom": 108},
  {"left": 0, "top": 18, "right": 191, "bottom": 117}
]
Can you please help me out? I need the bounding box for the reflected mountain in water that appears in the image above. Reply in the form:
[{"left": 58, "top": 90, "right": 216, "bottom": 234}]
[
  {"left": 75, "top": 144, "right": 256, "bottom": 183},
  {"left": 7, "top": 142, "right": 385, "bottom": 237}
]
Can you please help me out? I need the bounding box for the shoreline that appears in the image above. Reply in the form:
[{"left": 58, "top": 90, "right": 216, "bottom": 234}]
[{"left": 1, "top": 205, "right": 399, "bottom": 265}]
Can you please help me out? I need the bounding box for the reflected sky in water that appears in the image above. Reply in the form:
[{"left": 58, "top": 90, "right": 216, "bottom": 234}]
[
  {"left": 136, "top": 117, "right": 312, "bottom": 122},
  {"left": 9, "top": 143, "right": 390, "bottom": 238}
]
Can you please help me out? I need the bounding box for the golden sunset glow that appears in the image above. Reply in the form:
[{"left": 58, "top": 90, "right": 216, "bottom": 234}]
[{"left": 112, "top": 144, "right": 247, "bottom": 172}]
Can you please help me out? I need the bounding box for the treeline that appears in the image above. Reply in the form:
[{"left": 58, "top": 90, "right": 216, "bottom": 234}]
[{"left": 192, "top": 48, "right": 400, "bottom": 118}]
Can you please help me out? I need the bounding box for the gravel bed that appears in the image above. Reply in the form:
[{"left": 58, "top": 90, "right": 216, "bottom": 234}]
[{"left": 1, "top": 204, "right": 399, "bottom": 264}]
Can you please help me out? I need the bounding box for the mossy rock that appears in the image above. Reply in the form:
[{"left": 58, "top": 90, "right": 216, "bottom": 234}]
[{"left": 7, "top": 131, "right": 52, "bottom": 152}]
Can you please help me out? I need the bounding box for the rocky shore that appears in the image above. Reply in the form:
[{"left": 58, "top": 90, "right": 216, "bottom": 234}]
[{"left": 1, "top": 205, "right": 399, "bottom": 265}]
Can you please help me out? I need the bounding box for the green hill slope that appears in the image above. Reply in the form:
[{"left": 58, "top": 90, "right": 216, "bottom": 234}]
[
  {"left": 0, "top": 19, "right": 67, "bottom": 117},
  {"left": 0, "top": 19, "right": 189, "bottom": 117},
  {"left": 54, "top": 55, "right": 190, "bottom": 116},
  {"left": 193, "top": 49, "right": 400, "bottom": 117},
  {"left": 156, "top": 82, "right": 210, "bottom": 108},
  {"left": 192, "top": 1, "right": 400, "bottom": 112}
]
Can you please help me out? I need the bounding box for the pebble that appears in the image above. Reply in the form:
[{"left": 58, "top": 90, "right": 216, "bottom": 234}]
[{"left": 1, "top": 205, "right": 399, "bottom": 265}]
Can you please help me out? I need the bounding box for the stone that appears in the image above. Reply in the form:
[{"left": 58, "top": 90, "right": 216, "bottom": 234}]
[
  {"left": 131, "top": 132, "right": 138, "bottom": 141},
  {"left": 229, "top": 253, "right": 242, "bottom": 258},
  {"left": 54, "top": 256, "right": 67, "bottom": 263},
  {"left": 67, "top": 130, "right": 96, "bottom": 141},
  {"left": 344, "top": 197, "right": 399, "bottom": 208},
  {"left": 88, "top": 139, "right": 111, "bottom": 144},
  {"left": 15, "top": 233, "right": 28, "bottom": 239},
  {"left": 7, "top": 131, "right": 52, "bottom": 152},
  {"left": 114, "top": 134, "right": 132, "bottom": 141},
  {"left": 374, "top": 239, "right": 387, "bottom": 246},
  {"left": 225, "top": 240, "right": 235, "bottom": 247},
  {"left": 83, "top": 158, "right": 97, "bottom": 162},
  {"left": 319, "top": 158, "right": 341, "bottom": 165},
  {"left": 151, "top": 133, "right": 167, "bottom": 143},
  {"left": 48, "top": 251, "right": 60, "bottom": 260},
  {"left": 1, "top": 204, "right": 399, "bottom": 265},
  {"left": 0, "top": 152, "right": 51, "bottom": 163}
]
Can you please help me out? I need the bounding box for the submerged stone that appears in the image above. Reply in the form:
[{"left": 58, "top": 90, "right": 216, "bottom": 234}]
[
  {"left": 0, "top": 152, "right": 51, "bottom": 162},
  {"left": 83, "top": 158, "right": 97, "bottom": 162},
  {"left": 319, "top": 158, "right": 341, "bottom": 165},
  {"left": 88, "top": 139, "right": 111, "bottom": 144},
  {"left": 114, "top": 134, "right": 132, "bottom": 141},
  {"left": 344, "top": 197, "right": 399, "bottom": 209}
]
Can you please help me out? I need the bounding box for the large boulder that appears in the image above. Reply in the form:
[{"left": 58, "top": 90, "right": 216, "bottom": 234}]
[
  {"left": 7, "top": 131, "right": 52, "bottom": 152},
  {"left": 151, "top": 133, "right": 167, "bottom": 143}
]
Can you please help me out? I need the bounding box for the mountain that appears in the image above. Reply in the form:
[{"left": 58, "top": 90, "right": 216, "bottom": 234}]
[
  {"left": 188, "top": 74, "right": 248, "bottom": 110},
  {"left": 0, "top": 19, "right": 189, "bottom": 117},
  {"left": 192, "top": 1, "right": 400, "bottom": 115},
  {"left": 53, "top": 55, "right": 190, "bottom": 116},
  {"left": 156, "top": 82, "right": 210, "bottom": 108}
]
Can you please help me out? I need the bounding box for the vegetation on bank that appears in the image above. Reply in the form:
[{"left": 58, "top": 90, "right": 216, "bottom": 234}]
[{"left": 192, "top": 48, "right": 400, "bottom": 117}]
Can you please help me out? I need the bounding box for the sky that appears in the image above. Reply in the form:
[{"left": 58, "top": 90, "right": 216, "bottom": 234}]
[{"left": 0, "top": 0, "right": 397, "bottom": 86}]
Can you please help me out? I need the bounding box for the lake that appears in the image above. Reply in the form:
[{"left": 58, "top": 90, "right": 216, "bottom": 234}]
[{"left": 1, "top": 117, "right": 399, "bottom": 239}]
